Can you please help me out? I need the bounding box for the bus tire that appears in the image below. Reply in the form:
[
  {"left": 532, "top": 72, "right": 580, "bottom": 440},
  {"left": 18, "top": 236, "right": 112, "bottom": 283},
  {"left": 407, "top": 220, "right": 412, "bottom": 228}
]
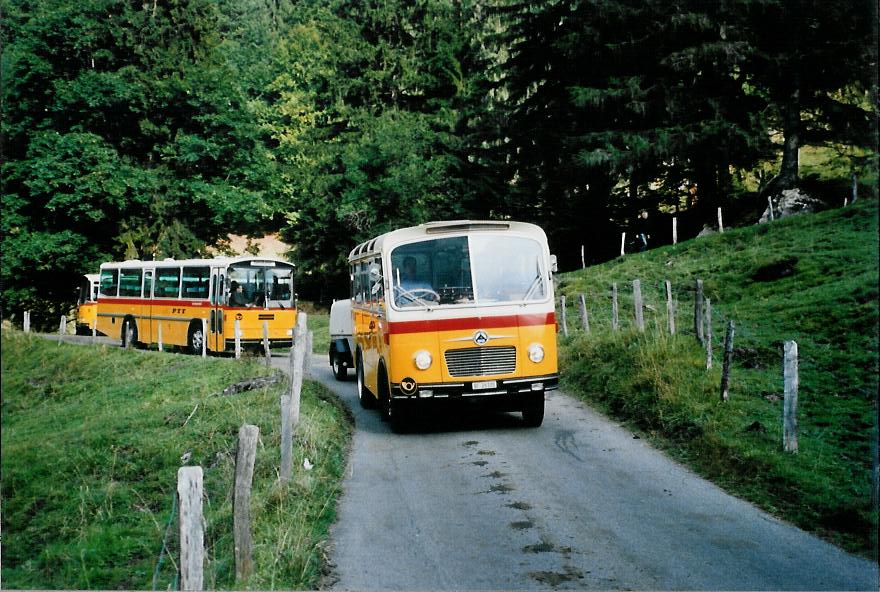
[
  {"left": 121, "top": 317, "right": 138, "bottom": 348},
  {"left": 332, "top": 351, "right": 348, "bottom": 381},
  {"left": 356, "top": 351, "right": 376, "bottom": 409},
  {"left": 187, "top": 321, "right": 205, "bottom": 355},
  {"left": 378, "top": 363, "right": 404, "bottom": 430},
  {"left": 521, "top": 394, "right": 545, "bottom": 428}
]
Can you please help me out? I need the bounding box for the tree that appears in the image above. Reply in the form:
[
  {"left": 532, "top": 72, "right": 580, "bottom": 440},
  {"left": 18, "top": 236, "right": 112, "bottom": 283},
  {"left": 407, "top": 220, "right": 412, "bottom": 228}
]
[
  {"left": 1, "top": 0, "right": 278, "bottom": 319},
  {"left": 739, "top": 0, "right": 877, "bottom": 195}
]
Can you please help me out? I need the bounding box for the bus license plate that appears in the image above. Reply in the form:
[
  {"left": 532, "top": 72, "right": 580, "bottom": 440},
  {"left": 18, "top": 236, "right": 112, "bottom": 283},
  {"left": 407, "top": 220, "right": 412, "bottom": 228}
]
[{"left": 472, "top": 380, "right": 497, "bottom": 390}]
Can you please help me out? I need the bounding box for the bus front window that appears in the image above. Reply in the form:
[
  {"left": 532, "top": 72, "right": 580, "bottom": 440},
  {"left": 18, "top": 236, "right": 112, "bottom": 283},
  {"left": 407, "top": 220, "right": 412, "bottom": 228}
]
[
  {"left": 228, "top": 263, "right": 294, "bottom": 309},
  {"left": 470, "top": 236, "right": 546, "bottom": 303},
  {"left": 391, "top": 237, "right": 474, "bottom": 307},
  {"left": 389, "top": 235, "right": 546, "bottom": 309}
]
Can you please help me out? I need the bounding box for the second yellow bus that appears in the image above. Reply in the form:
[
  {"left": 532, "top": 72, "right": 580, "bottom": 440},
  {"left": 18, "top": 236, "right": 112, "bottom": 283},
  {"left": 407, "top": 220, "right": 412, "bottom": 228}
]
[{"left": 96, "top": 256, "right": 297, "bottom": 353}]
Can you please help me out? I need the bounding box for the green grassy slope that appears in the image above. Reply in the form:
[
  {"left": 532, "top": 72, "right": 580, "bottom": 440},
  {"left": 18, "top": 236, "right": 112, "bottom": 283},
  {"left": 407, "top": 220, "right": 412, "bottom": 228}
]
[
  {"left": 556, "top": 200, "right": 878, "bottom": 556},
  {"left": 1, "top": 333, "right": 352, "bottom": 589}
]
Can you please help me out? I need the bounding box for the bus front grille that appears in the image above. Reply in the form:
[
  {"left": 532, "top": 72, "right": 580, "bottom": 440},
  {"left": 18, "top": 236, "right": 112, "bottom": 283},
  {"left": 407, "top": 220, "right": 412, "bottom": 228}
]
[{"left": 444, "top": 346, "right": 517, "bottom": 377}]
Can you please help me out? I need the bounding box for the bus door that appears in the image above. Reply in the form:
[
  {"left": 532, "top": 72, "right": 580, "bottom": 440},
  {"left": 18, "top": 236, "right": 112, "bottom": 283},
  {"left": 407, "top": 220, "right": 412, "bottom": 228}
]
[
  {"left": 209, "top": 267, "right": 225, "bottom": 352},
  {"left": 142, "top": 269, "right": 154, "bottom": 344}
]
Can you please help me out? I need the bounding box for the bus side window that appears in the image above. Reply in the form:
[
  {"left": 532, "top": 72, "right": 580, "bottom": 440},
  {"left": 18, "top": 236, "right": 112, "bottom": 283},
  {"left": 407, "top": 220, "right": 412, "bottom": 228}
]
[
  {"left": 182, "top": 266, "right": 210, "bottom": 299},
  {"left": 156, "top": 268, "right": 181, "bottom": 298},
  {"left": 370, "top": 257, "right": 383, "bottom": 305},
  {"left": 100, "top": 269, "right": 119, "bottom": 297}
]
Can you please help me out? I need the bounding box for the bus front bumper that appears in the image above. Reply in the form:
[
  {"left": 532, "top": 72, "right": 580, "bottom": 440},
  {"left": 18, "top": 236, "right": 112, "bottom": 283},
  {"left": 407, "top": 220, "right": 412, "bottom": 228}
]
[{"left": 390, "top": 374, "right": 559, "bottom": 405}]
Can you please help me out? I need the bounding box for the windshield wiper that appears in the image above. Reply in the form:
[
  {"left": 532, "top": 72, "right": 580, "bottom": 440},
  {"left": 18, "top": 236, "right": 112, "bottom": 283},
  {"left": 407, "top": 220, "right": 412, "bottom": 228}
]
[{"left": 520, "top": 274, "right": 543, "bottom": 305}]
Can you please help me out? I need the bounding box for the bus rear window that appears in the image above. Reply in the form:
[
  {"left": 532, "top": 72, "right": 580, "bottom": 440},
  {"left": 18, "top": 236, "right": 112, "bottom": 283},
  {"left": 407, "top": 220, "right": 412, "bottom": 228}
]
[{"left": 99, "top": 269, "right": 118, "bottom": 297}]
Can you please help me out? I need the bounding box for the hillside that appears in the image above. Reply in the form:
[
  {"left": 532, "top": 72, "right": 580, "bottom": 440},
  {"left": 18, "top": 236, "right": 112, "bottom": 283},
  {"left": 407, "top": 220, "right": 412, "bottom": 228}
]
[
  {"left": 556, "top": 200, "right": 879, "bottom": 556},
  {"left": 0, "top": 334, "right": 351, "bottom": 589}
]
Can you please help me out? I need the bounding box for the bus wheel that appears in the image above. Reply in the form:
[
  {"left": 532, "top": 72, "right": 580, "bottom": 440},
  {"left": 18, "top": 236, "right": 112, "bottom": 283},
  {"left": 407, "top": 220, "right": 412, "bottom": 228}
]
[
  {"left": 378, "top": 365, "right": 403, "bottom": 429},
  {"left": 521, "top": 394, "right": 545, "bottom": 428},
  {"left": 187, "top": 321, "right": 205, "bottom": 355},
  {"left": 332, "top": 353, "right": 348, "bottom": 381},
  {"left": 121, "top": 318, "right": 138, "bottom": 348},
  {"left": 356, "top": 352, "right": 375, "bottom": 409}
]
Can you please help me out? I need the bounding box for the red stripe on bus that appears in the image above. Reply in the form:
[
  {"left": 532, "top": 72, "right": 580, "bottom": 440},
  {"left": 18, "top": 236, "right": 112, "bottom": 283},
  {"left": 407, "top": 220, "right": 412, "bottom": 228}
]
[
  {"left": 387, "top": 312, "right": 555, "bottom": 335},
  {"left": 97, "top": 299, "right": 293, "bottom": 312},
  {"left": 98, "top": 298, "right": 210, "bottom": 307}
]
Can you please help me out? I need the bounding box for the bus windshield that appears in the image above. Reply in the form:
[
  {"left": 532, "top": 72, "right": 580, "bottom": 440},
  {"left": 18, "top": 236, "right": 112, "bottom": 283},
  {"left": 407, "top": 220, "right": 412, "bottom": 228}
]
[
  {"left": 228, "top": 262, "right": 294, "bottom": 309},
  {"left": 389, "top": 235, "right": 546, "bottom": 308}
]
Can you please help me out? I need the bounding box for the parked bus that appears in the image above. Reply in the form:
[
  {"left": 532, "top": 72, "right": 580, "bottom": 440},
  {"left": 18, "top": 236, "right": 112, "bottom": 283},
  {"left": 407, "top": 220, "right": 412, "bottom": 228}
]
[
  {"left": 75, "top": 273, "right": 100, "bottom": 335},
  {"left": 96, "top": 256, "right": 296, "bottom": 353},
  {"left": 349, "top": 220, "right": 558, "bottom": 429}
]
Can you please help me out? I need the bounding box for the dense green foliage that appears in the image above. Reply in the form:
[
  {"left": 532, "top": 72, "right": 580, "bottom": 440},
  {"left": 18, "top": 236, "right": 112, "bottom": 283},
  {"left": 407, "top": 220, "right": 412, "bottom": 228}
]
[
  {"left": 2, "top": 0, "right": 876, "bottom": 318},
  {"left": 556, "top": 199, "right": 878, "bottom": 555},
  {"left": 1, "top": 333, "right": 352, "bottom": 589}
]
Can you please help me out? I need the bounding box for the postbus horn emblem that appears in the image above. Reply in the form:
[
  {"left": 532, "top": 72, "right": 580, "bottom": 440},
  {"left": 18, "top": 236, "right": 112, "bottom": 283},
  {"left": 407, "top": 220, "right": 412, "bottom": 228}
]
[{"left": 473, "top": 330, "right": 489, "bottom": 346}]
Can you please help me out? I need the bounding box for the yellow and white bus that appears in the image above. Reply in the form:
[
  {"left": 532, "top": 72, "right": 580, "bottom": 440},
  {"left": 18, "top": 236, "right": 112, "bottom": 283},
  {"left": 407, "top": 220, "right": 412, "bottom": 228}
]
[
  {"left": 349, "top": 220, "right": 558, "bottom": 428},
  {"left": 96, "top": 256, "right": 296, "bottom": 353},
  {"left": 75, "top": 273, "right": 100, "bottom": 335}
]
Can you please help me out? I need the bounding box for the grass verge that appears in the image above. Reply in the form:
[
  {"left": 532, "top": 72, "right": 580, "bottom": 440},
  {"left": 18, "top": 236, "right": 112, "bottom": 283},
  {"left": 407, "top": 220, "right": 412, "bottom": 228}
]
[
  {"left": 1, "top": 331, "right": 352, "bottom": 589},
  {"left": 557, "top": 199, "right": 878, "bottom": 557}
]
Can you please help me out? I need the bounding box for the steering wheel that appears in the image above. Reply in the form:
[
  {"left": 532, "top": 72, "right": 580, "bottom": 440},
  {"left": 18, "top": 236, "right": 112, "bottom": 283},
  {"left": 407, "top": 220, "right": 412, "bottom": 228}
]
[{"left": 398, "top": 287, "right": 440, "bottom": 304}]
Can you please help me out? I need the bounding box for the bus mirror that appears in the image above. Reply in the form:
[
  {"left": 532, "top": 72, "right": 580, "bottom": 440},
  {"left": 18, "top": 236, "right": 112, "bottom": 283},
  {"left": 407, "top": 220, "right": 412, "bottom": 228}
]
[
  {"left": 369, "top": 263, "right": 382, "bottom": 283},
  {"left": 550, "top": 254, "right": 558, "bottom": 273}
]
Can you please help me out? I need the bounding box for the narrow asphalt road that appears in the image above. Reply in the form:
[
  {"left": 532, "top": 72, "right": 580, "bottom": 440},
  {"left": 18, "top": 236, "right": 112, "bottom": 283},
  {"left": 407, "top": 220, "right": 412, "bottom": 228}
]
[
  {"left": 295, "top": 353, "right": 877, "bottom": 591},
  {"left": 44, "top": 334, "right": 875, "bottom": 589}
]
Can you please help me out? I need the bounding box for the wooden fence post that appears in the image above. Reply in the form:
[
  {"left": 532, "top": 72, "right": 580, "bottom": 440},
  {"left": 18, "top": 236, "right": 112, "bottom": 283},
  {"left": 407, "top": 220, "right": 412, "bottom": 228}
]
[
  {"left": 559, "top": 296, "right": 569, "bottom": 338},
  {"left": 577, "top": 294, "right": 590, "bottom": 332},
  {"left": 620, "top": 232, "right": 626, "bottom": 257},
  {"left": 694, "top": 279, "right": 704, "bottom": 345},
  {"left": 783, "top": 341, "right": 799, "bottom": 453},
  {"left": 23, "top": 311, "right": 30, "bottom": 333},
  {"left": 263, "top": 321, "right": 270, "bottom": 367},
  {"left": 305, "top": 330, "right": 314, "bottom": 376},
  {"left": 633, "top": 280, "right": 644, "bottom": 331},
  {"left": 234, "top": 319, "right": 242, "bottom": 359},
  {"left": 158, "top": 323, "right": 163, "bottom": 352},
  {"left": 290, "top": 312, "right": 308, "bottom": 428},
  {"left": 280, "top": 394, "right": 293, "bottom": 483},
  {"left": 234, "top": 424, "right": 259, "bottom": 581},
  {"left": 611, "top": 283, "right": 619, "bottom": 331},
  {"left": 720, "top": 320, "right": 735, "bottom": 401},
  {"left": 672, "top": 217, "right": 678, "bottom": 245},
  {"left": 177, "top": 466, "right": 204, "bottom": 591},
  {"left": 665, "top": 280, "right": 675, "bottom": 335},
  {"left": 705, "top": 298, "right": 713, "bottom": 369},
  {"left": 717, "top": 207, "right": 724, "bottom": 233}
]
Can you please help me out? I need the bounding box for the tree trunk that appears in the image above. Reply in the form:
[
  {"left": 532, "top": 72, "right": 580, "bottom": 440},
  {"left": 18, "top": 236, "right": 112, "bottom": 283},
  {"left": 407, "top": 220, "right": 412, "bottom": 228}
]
[{"left": 777, "top": 86, "right": 801, "bottom": 191}]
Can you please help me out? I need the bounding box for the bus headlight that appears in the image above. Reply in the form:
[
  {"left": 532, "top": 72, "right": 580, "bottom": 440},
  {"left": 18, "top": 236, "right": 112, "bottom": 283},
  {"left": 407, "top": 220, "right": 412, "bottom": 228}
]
[
  {"left": 528, "top": 343, "right": 545, "bottom": 363},
  {"left": 414, "top": 350, "right": 433, "bottom": 370}
]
